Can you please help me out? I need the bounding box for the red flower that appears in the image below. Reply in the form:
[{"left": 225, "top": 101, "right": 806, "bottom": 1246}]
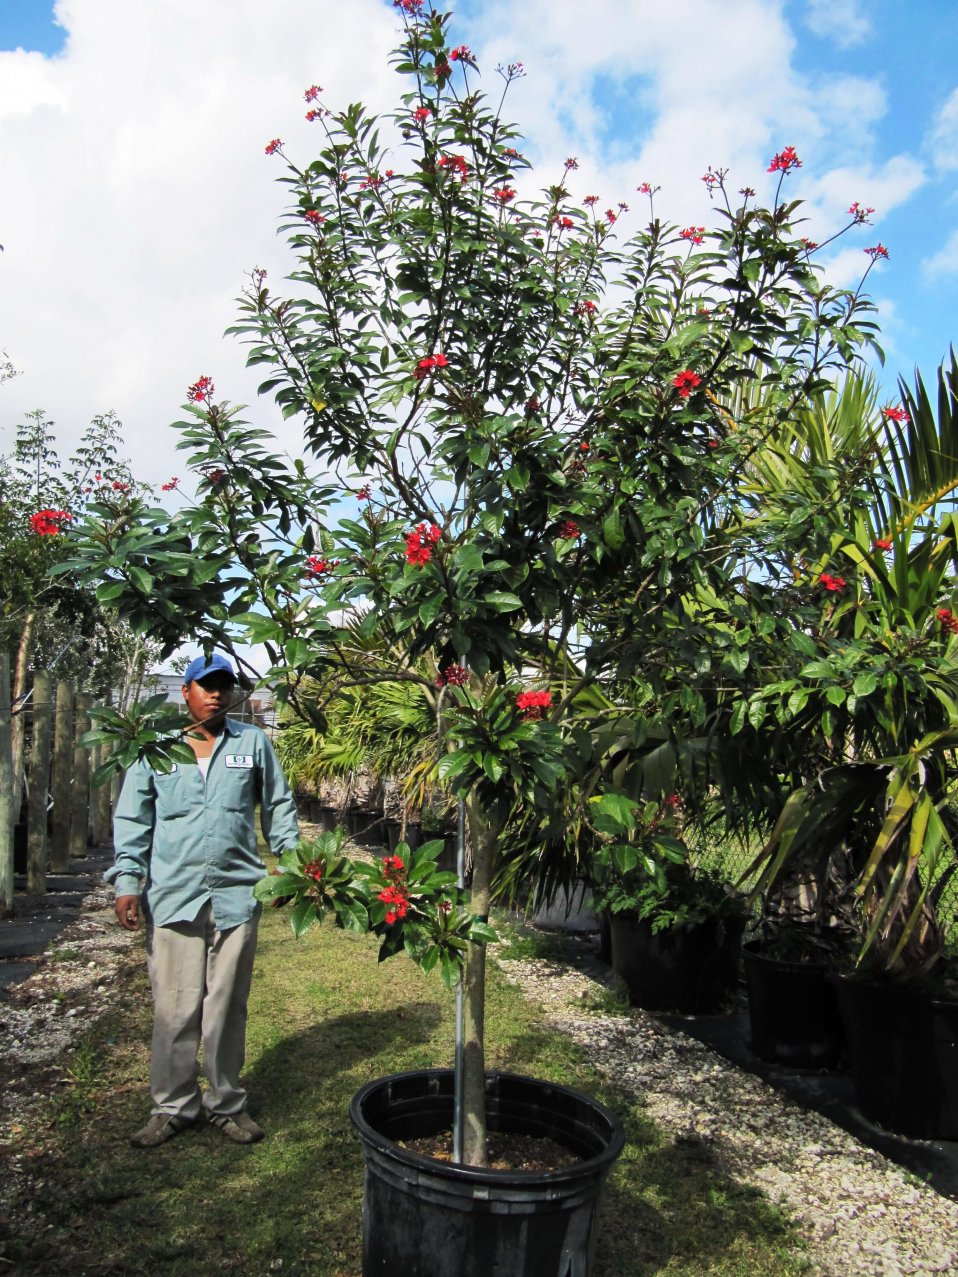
[
  {"left": 605, "top": 208, "right": 617, "bottom": 224},
  {"left": 394, "top": 0, "right": 424, "bottom": 12},
  {"left": 494, "top": 187, "right": 517, "bottom": 203},
  {"left": 359, "top": 175, "right": 384, "bottom": 191},
  {"left": 564, "top": 157, "right": 579, "bottom": 170},
  {"left": 413, "top": 353, "right": 448, "bottom": 380},
  {"left": 112, "top": 480, "right": 129, "bottom": 492},
  {"left": 525, "top": 395, "right": 540, "bottom": 417},
  {"left": 305, "top": 109, "right": 324, "bottom": 123},
  {"left": 665, "top": 793, "right": 682, "bottom": 810},
  {"left": 304, "top": 84, "right": 323, "bottom": 103},
  {"left": 412, "top": 106, "right": 431, "bottom": 122},
  {"left": 873, "top": 538, "right": 892, "bottom": 551},
  {"left": 768, "top": 146, "right": 801, "bottom": 173},
  {"left": 558, "top": 520, "right": 580, "bottom": 540},
  {"left": 304, "top": 210, "right": 326, "bottom": 226},
  {"left": 864, "top": 243, "right": 889, "bottom": 259},
  {"left": 574, "top": 300, "right": 597, "bottom": 316},
  {"left": 672, "top": 370, "right": 702, "bottom": 398},
  {"left": 449, "top": 45, "right": 472, "bottom": 61},
  {"left": 882, "top": 405, "right": 909, "bottom": 423},
  {"left": 847, "top": 201, "right": 874, "bottom": 223},
  {"left": 187, "top": 375, "right": 214, "bottom": 403},
  {"left": 579, "top": 442, "right": 589, "bottom": 451},
  {"left": 583, "top": 195, "right": 599, "bottom": 206},
  {"left": 29, "top": 509, "right": 72, "bottom": 536},
  {"left": 636, "top": 182, "right": 653, "bottom": 194},
  {"left": 800, "top": 238, "right": 818, "bottom": 250},
  {"left": 516, "top": 689, "right": 552, "bottom": 720},
  {"left": 303, "top": 859, "right": 324, "bottom": 882},
  {"left": 679, "top": 226, "right": 705, "bottom": 245},
  {"left": 938, "top": 609, "right": 958, "bottom": 636},
  {"left": 161, "top": 477, "right": 179, "bottom": 492},
  {"left": 304, "top": 555, "right": 338, "bottom": 577},
  {"left": 557, "top": 216, "right": 574, "bottom": 230},
  {"left": 206, "top": 468, "right": 226, "bottom": 485},
  {"left": 437, "top": 664, "right": 469, "bottom": 687},
  {"left": 405, "top": 523, "right": 439, "bottom": 566},
  {"left": 356, "top": 485, "right": 372, "bottom": 502},
  {"left": 706, "top": 439, "right": 719, "bottom": 449},
  {"left": 437, "top": 154, "right": 469, "bottom": 181},
  {"left": 382, "top": 855, "right": 405, "bottom": 873},
  {"left": 264, "top": 138, "right": 283, "bottom": 156},
  {"left": 820, "top": 573, "right": 847, "bottom": 592}
]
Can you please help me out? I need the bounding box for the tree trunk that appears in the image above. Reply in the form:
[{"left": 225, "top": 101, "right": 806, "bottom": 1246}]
[
  {"left": 90, "top": 735, "right": 112, "bottom": 847},
  {"left": 460, "top": 798, "right": 498, "bottom": 1167},
  {"left": 10, "top": 610, "right": 36, "bottom": 821},
  {"left": 50, "top": 680, "right": 75, "bottom": 872},
  {"left": 0, "top": 652, "right": 15, "bottom": 917},
  {"left": 27, "top": 670, "right": 53, "bottom": 895},
  {"left": 69, "top": 694, "right": 92, "bottom": 861}
]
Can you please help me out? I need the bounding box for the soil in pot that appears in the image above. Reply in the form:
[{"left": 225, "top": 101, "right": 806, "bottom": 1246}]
[
  {"left": 350, "top": 1068, "right": 624, "bottom": 1277},
  {"left": 743, "top": 941, "right": 846, "bottom": 1070},
  {"left": 611, "top": 910, "right": 744, "bottom": 1014},
  {"left": 835, "top": 975, "right": 958, "bottom": 1140}
]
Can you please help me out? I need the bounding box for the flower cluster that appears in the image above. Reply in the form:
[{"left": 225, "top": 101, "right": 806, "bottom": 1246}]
[
  {"left": 558, "top": 519, "right": 580, "bottom": 539},
  {"left": 356, "top": 485, "right": 372, "bottom": 502},
  {"left": 847, "top": 201, "right": 874, "bottom": 224},
  {"left": 304, "top": 555, "right": 338, "bottom": 577},
  {"left": 161, "top": 477, "right": 179, "bottom": 491},
  {"left": 304, "top": 210, "right": 326, "bottom": 226},
  {"left": 436, "top": 663, "right": 469, "bottom": 687},
  {"left": 413, "top": 352, "right": 448, "bottom": 380},
  {"left": 574, "top": 300, "right": 597, "bottom": 317},
  {"left": 303, "top": 859, "right": 324, "bottom": 883},
  {"left": 205, "top": 467, "right": 226, "bottom": 485},
  {"left": 405, "top": 522, "right": 441, "bottom": 566},
  {"left": 29, "top": 509, "right": 72, "bottom": 536},
  {"left": 882, "top": 405, "right": 909, "bottom": 424},
  {"left": 493, "top": 186, "right": 517, "bottom": 203},
  {"left": 394, "top": 0, "right": 424, "bottom": 13},
  {"left": 768, "top": 146, "right": 801, "bottom": 173},
  {"left": 672, "top": 370, "right": 702, "bottom": 398},
  {"left": 187, "top": 375, "right": 215, "bottom": 403},
  {"left": 438, "top": 154, "right": 469, "bottom": 181},
  {"left": 516, "top": 688, "right": 551, "bottom": 720},
  {"left": 865, "top": 244, "right": 889, "bottom": 260},
  {"left": 938, "top": 609, "right": 958, "bottom": 637},
  {"left": 820, "top": 573, "right": 846, "bottom": 592},
  {"left": 412, "top": 105, "right": 431, "bottom": 122},
  {"left": 680, "top": 226, "right": 705, "bottom": 245},
  {"left": 449, "top": 45, "right": 472, "bottom": 61},
  {"left": 378, "top": 854, "right": 410, "bottom": 925},
  {"left": 304, "top": 84, "right": 323, "bottom": 103},
  {"left": 873, "top": 538, "right": 892, "bottom": 552},
  {"left": 264, "top": 138, "right": 283, "bottom": 156}
]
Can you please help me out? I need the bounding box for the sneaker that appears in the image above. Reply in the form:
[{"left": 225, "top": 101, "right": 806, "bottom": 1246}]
[
  {"left": 129, "top": 1113, "right": 193, "bottom": 1149},
  {"left": 208, "top": 1111, "right": 265, "bottom": 1144}
]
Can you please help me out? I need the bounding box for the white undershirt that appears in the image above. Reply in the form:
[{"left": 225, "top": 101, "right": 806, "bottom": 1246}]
[{"left": 196, "top": 756, "right": 211, "bottom": 782}]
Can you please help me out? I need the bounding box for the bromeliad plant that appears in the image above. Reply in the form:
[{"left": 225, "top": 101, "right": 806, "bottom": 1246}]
[{"left": 62, "top": 3, "right": 889, "bottom": 1162}]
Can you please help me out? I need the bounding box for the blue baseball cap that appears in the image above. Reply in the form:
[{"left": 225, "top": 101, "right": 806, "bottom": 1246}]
[{"left": 183, "top": 653, "right": 237, "bottom": 684}]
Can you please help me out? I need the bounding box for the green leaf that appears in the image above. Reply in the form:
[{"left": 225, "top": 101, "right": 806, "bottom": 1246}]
[{"left": 290, "top": 897, "right": 319, "bottom": 939}]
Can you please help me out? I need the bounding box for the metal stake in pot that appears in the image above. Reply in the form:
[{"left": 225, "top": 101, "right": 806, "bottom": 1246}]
[{"left": 453, "top": 796, "right": 466, "bottom": 1163}]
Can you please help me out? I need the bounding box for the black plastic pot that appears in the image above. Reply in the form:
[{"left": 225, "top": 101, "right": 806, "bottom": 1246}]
[
  {"left": 610, "top": 911, "right": 744, "bottom": 1013},
  {"left": 743, "top": 942, "right": 846, "bottom": 1069},
  {"left": 349, "top": 1069, "right": 625, "bottom": 1277},
  {"left": 834, "top": 975, "right": 958, "bottom": 1139}
]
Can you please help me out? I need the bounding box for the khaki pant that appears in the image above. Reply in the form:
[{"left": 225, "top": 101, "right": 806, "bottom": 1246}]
[{"left": 145, "top": 902, "right": 260, "bottom": 1120}]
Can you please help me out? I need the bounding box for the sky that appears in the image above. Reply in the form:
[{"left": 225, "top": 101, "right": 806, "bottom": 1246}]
[{"left": 0, "top": 0, "right": 956, "bottom": 494}]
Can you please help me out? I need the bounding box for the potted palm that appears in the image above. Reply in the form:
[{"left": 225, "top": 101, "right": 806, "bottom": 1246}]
[{"left": 63, "top": 2, "right": 891, "bottom": 1268}]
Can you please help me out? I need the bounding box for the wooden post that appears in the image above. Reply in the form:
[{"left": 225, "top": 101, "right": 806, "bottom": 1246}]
[
  {"left": 69, "top": 693, "right": 92, "bottom": 862},
  {"left": 0, "top": 652, "right": 14, "bottom": 917},
  {"left": 10, "top": 610, "right": 36, "bottom": 822},
  {"left": 27, "top": 670, "right": 53, "bottom": 895},
  {"left": 50, "top": 679, "right": 75, "bottom": 873},
  {"left": 90, "top": 733, "right": 112, "bottom": 848}
]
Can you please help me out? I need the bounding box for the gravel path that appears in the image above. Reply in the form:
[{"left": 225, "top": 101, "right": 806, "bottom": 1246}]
[{"left": 496, "top": 952, "right": 958, "bottom": 1277}]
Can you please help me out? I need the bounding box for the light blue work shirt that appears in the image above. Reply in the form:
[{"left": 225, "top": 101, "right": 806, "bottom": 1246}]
[{"left": 106, "top": 718, "right": 300, "bottom": 930}]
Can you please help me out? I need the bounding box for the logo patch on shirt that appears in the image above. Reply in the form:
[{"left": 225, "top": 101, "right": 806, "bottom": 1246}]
[{"left": 225, "top": 754, "right": 254, "bottom": 769}]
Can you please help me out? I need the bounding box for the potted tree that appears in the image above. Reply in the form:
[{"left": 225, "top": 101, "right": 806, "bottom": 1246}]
[{"left": 63, "top": 2, "right": 892, "bottom": 1268}]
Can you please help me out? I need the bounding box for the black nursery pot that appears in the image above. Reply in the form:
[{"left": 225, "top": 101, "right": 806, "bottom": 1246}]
[
  {"left": 610, "top": 911, "right": 744, "bottom": 1014},
  {"left": 834, "top": 975, "right": 958, "bottom": 1140},
  {"left": 349, "top": 1069, "right": 625, "bottom": 1277},
  {"left": 743, "top": 942, "right": 846, "bottom": 1070}
]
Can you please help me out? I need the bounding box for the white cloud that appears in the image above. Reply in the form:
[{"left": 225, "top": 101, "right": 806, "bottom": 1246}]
[
  {"left": 0, "top": 0, "right": 931, "bottom": 488},
  {"left": 927, "top": 87, "right": 958, "bottom": 171},
  {"left": 922, "top": 227, "right": 958, "bottom": 279},
  {"left": 804, "top": 0, "right": 870, "bottom": 49}
]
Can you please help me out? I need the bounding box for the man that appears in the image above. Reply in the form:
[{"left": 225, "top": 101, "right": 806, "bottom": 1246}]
[{"left": 108, "top": 654, "right": 300, "bottom": 1148}]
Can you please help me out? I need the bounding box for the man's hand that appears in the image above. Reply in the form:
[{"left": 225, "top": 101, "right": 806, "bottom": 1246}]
[{"left": 115, "top": 894, "right": 141, "bottom": 930}]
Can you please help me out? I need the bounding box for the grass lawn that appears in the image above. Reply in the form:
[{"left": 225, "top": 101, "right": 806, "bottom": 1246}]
[{"left": 3, "top": 903, "right": 812, "bottom": 1276}]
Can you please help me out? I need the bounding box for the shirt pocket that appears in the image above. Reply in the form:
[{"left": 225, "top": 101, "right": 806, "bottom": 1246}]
[
  {"left": 153, "top": 772, "right": 192, "bottom": 819},
  {"left": 220, "top": 765, "right": 256, "bottom": 813}
]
